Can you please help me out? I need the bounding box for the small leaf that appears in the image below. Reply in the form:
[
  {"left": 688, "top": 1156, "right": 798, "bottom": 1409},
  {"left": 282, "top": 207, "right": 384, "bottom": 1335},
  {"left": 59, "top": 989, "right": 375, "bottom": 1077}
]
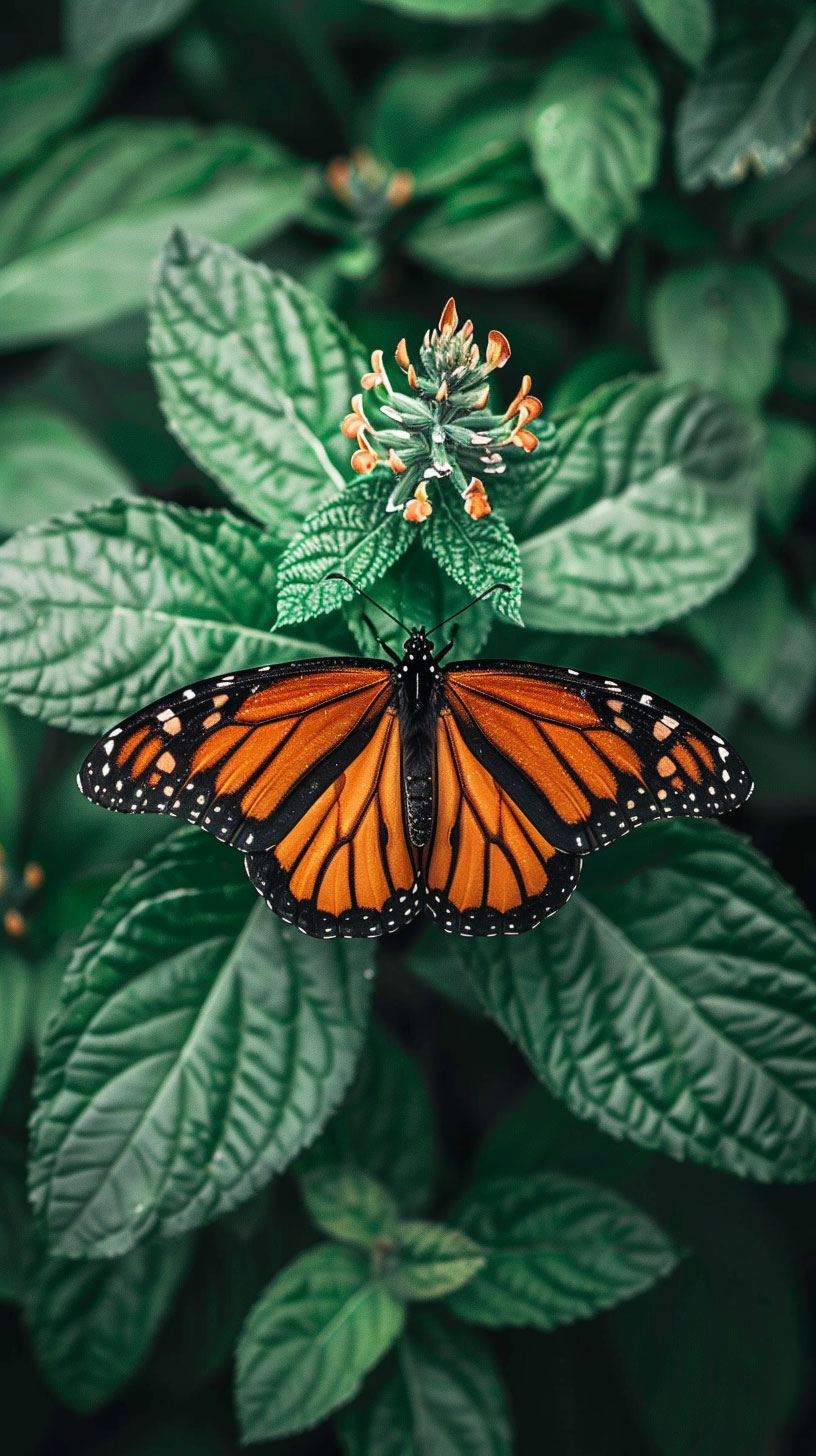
[
  {"left": 676, "top": 12, "right": 816, "bottom": 191},
  {"left": 301, "top": 1168, "right": 399, "bottom": 1248},
  {"left": 0, "top": 499, "right": 334, "bottom": 734},
  {"left": 633, "top": 0, "right": 714, "bottom": 68},
  {"left": 648, "top": 262, "right": 787, "bottom": 407},
  {"left": 29, "top": 828, "right": 374, "bottom": 1256},
  {"left": 0, "top": 56, "right": 104, "bottom": 180},
  {"left": 0, "top": 123, "right": 313, "bottom": 347},
  {"left": 421, "top": 484, "right": 523, "bottom": 625},
  {"left": 467, "top": 821, "right": 816, "bottom": 1182},
  {"left": 528, "top": 34, "right": 661, "bottom": 257},
  {"left": 300, "top": 1024, "right": 434, "bottom": 1217},
  {"left": 761, "top": 416, "right": 816, "bottom": 534},
  {"left": 386, "top": 1222, "right": 485, "bottom": 1302},
  {"left": 405, "top": 173, "right": 582, "bottom": 286},
  {"left": 448, "top": 1173, "right": 679, "bottom": 1329},
  {"left": 66, "top": 0, "right": 195, "bottom": 64},
  {"left": 0, "top": 950, "right": 30, "bottom": 1106},
  {"left": 235, "top": 1244, "right": 404, "bottom": 1441},
  {"left": 516, "top": 377, "right": 761, "bottom": 635},
  {"left": 25, "top": 1237, "right": 191, "bottom": 1411},
  {"left": 0, "top": 401, "right": 133, "bottom": 535},
  {"left": 150, "top": 232, "right": 365, "bottom": 533},
  {"left": 338, "top": 1310, "right": 511, "bottom": 1456},
  {"left": 275, "top": 472, "right": 414, "bottom": 629}
]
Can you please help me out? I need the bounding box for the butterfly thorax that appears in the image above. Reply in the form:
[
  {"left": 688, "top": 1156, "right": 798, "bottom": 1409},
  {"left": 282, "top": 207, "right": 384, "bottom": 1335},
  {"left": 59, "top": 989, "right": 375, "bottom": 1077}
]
[{"left": 394, "top": 628, "right": 445, "bottom": 847}]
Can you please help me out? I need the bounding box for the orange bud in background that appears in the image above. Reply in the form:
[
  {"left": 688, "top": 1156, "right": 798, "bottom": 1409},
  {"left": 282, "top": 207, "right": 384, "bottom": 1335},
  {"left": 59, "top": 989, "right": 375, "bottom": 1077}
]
[
  {"left": 3, "top": 908, "right": 26, "bottom": 938},
  {"left": 23, "top": 862, "right": 44, "bottom": 892},
  {"left": 486, "top": 330, "right": 511, "bottom": 370},
  {"left": 385, "top": 170, "right": 414, "bottom": 209},
  {"left": 326, "top": 157, "right": 352, "bottom": 202}
]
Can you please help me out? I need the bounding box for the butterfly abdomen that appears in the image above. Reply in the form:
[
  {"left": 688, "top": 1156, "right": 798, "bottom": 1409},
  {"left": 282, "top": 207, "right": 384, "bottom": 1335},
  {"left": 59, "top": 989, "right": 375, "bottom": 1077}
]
[{"left": 395, "top": 629, "right": 444, "bottom": 847}]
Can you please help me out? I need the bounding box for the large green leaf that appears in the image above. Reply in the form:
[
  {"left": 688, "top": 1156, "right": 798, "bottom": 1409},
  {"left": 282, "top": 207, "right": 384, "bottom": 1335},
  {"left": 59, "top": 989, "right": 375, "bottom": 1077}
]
[
  {"left": 150, "top": 232, "right": 365, "bottom": 533},
  {"left": 648, "top": 262, "right": 787, "bottom": 407},
  {"left": 299, "top": 1025, "right": 434, "bottom": 1217},
  {"left": 528, "top": 34, "right": 661, "bottom": 257},
  {"left": 676, "top": 12, "right": 816, "bottom": 190},
  {"left": 467, "top": 821, "right": 816, "bottom": 1181},
  {"left": 0, "top": 402, "right": 133, "bottom": 535},
  {"left": 0, "top": 950, "right": 31, "bottom": 1107},
  {"left": 421, "top": 485, "right": 523, "bottom": 625},
  {"left": 686, "top": 553, "right": 816, "bottom": 729},
  {"left": 29, "top": 829, "right": 374, "bottom": 1257},
  {"left": 347, "top": 544, "right": 493, "bottom": 661},
  {"left": 515, "top": 377, "right": 761, "bottom": 634},
  {"left": 612, "top": 1172, "right": 804, "bottom": 1456},
  {"left": 235, "top": 1244, "right": 404, "bottom": 1441},
  {"left": 0, "top": 123, "right": 313, "bottom": 347},
  {"left": 25, "top": 1237, "right": 191, "bottom": 1411},
  {"left": 0, "top": 498, "right": 333, "bottom": 734},
  {"left": 633, "top": 0, "right": 714, "bottom": 68},
  {"left": 404, "top": 172, "right": 582, "bottom": 286},
  {"left": 338, "top": 1311, "right": 511, "bottom": 1456},
  {"left": 275, "top": 472, "right": 413, "bottom": 629},
  {"left": 66, "top": 0, "right": 196, "bottom": 63},
  {"left": 447, "top": 1174, "right": 678, "bottom": 1329},
  {"left": 0, "top": 57, "right": 104, "bottom": 180},
  {"left": 368, "top": 58, "right": 532, "bottom": 195}
]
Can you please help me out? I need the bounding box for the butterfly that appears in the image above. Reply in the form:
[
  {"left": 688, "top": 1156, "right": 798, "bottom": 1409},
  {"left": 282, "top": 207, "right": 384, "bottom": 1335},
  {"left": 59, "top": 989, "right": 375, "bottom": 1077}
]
[{"left": 78, "top": 580, "right": 752, "bottom": 940}]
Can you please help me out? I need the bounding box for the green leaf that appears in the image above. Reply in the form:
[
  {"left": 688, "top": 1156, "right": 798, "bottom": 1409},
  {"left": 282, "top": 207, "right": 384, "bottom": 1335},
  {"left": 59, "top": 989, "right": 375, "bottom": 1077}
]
[
  {"left": 402, "top": 923, "right": 483, "bottom": 1012},
  {"left": 300, "top": 1025, "right": 434, "bottom": 1217},
  {"left": 338, "top": 1310, "right": 511, "bottom": 1456},
  {"left": 685, "top": 553, "right": 816, "bottom": 729},
  {"left": 149, "top": 232, "right": 365, "bottom": 533},
  {"left": 528, "top": 34, "right": 661, "bottom": 257},
  {"left": 66, "top": 0, "right": 196, "bottom": 63},
  {"left": 29, "top": 828, "right": 374, "bottom": 1256},
  {"left": 0, "top": 1134, "right": 32, "bottom": 1303},
  {"left": 386, "top": 1223, "right": 485, "bottom": 1302},
  {"left": 476, "top": 1084, "right": 650, "bottom": 1187},
  {"left": 366, "top": 0, "right": 561, "bottom": 17},
  {"left": 676, "top": 12, "right": 816, "bottom": 191},
  {"left": 467, "top": 821, "right": 816, "bottom": 1182},
  {"left": 0, "top": 402, "right": 134, "bottom": 535},
  {"left": 301, "top": 1168, "right": 399, "bottom": 1248},
  {"left": 448, "top": 1173, "right": 679, "bottom": 1329},
  {"left": 516, "top": 377, "right": 760, "bottom": 634},
  {"left": 275, "top": 472, "right": 413, "bottom": 629},
  {"left": 633, "top": 0, "right": 714, "bottom": 68},
  {"left": 0, "top": 57, "right": 104, "bottom": 180},
  {"left": 648, "top": 262, "right": 787, "bottom": 407},
  {"left": 368, "top": 58, "right": 532, "bottom": 195},
  {"left": 0, "top": 498, "right": 334, "bottom": 734},
  {"left": 0, "top": 122, "right": 313, "bottom": 348},
  {"left": 25, "top": 1237, "right": 191, "bottom": 1411},
  {"left": 0, "top": 950, "right": 30, "bottom": 1107},
  {"left": 347, "top": 543, "right": 493, "bottom": 662},
  {"left": 405, "top": 173, "right": 582, "bottom": 286},
  {"left": 421, "top": 485, "right": 523, "bottom": 625},
  {"left": 612, "top": 1172, "right": 804, "bottom": 1456},
  {"left": 766, "top": 159, "right": 816, "bottom": 286},
  {"left": 761, "top": 415, "right": 816, "bottom": 533},
  {"left": 235, "top": 1243, "right": 404, "bottom": 1441}
]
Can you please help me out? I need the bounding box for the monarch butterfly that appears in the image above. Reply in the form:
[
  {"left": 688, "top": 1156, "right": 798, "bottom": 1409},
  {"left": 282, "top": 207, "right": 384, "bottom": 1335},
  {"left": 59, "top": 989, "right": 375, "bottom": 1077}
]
[{"left": 78, "top": 580, "right": 752, "bottom": 939}]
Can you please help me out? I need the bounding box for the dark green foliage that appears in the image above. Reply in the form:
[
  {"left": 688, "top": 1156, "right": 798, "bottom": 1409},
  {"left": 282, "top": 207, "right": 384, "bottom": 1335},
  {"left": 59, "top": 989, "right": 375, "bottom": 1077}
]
[{"left": 1, "top": 1, "right": 816, "bottom": 1453}]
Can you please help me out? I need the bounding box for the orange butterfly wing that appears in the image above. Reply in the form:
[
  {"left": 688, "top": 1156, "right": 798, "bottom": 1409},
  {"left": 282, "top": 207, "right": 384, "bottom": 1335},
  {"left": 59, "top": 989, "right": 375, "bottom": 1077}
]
[
  {"left": 245, "top": 706, "right": 422, "bottom": 938},
  {"left": 443, "top": 661, "right": 753, "bottom": 856},
  {"left": 423, "top": 708, "right": 582, "bottom": 936},
  {"left": 78, "top": 660, "right": 394, "bottom": 855}
]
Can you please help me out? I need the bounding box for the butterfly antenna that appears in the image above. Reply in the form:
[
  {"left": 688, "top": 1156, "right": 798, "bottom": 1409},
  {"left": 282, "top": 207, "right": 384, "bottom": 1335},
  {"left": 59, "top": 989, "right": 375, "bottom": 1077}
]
[
  {"left": 430, "top": 583, "right": 511, "bottom": 634},
  {"left": 325, "top": 572, "right": 410, "bottom": 633}
]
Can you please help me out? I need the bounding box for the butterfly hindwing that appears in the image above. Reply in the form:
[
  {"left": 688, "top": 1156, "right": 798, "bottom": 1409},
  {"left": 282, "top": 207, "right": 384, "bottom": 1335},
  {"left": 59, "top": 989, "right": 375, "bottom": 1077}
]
[
  {"left": 78, "top": 659, "right": 393, "bottom": 854},
  {"left": 443, "top": 660, "right": 753, "bottom": 857},
  {"left": 245, "top": 706, "right": 422, "bottom": 938},
  {"left": 424, "top": 707, "right": 582, "bottom": 936}
]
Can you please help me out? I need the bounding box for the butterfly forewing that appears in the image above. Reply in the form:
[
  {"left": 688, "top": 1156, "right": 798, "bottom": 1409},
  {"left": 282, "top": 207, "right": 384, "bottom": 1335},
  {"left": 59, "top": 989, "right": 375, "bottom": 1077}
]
[
  {"left": 443, "top": 660, "right": 753, "bottom": 857},
  {"left": 245, "top": 706, "right": 422, "bottom": 939},
  {"left": 78, "top": 659, "right": 393, "bottom": 853},
  {"left": 424, "top": 709, "right": 582, "bottom": 936}
]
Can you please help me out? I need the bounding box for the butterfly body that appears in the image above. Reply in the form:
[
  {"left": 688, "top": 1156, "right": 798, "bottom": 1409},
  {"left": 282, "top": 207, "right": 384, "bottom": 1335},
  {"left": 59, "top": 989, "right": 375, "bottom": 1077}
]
[{"left": 79, "top": 630, "right": 752, "bottom": 940}]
